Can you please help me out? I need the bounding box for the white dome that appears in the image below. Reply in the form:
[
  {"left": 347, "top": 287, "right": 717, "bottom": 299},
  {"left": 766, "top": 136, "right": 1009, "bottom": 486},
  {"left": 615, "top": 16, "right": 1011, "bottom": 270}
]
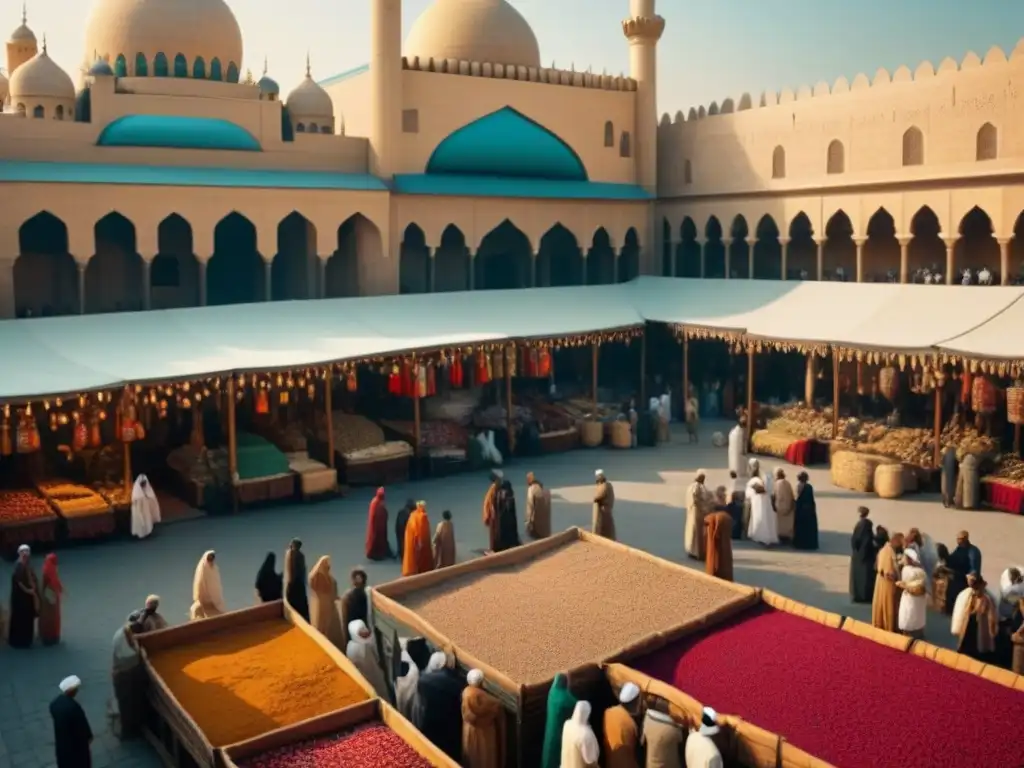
[
  {"left": 286, "top": 74, "right": 333, "bottom": 118},
  {"left": 10, "top": 23, "right": 35, "bottom": 43},
  {"left": 83, "top": 0, "right": 243, "bottom": 78},
  {"left": 10, "top": 49, "right": 74, "bottom": 100},
  {"left": 404, "top": 0, "right": 540, "bottom": 69}
]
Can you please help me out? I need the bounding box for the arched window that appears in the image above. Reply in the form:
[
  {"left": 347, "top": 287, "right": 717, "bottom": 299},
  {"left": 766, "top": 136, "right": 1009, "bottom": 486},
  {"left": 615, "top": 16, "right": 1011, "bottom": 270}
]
[
  {"left": 192, "top": 57, "right": 206, "bottom": 79},
  {"left": 604, "top": 121, "right": 614, "bottom": 147},
  {"left": 308, "top": 123, "right": 318, "bottom": 133},
  {"left": 54, "top": 105, "right": 64, "bottom": 120},
  {"left": 827, "top": 139, "right": 845, "bottom": 174},
  {"left": 114, "top": 54, "right": 127, "bottom": 77},
  {"left": 210, "top": 58, "right": 222, "bottom": 81},
  {"left": 154, "top": 52, "right": 168, "bottom": 77},
  {"left": 150, "top": 254, "right": 180, "bottom": 287},
  {"left": 683, "top": 159, "right": 693, "bottom": 184},
  {"left": 226, "top": 62, "right": 239, "bottom": 83},
  {"left": 173, "top": 54, "right": 187, "bottom": 77},
  {"left": 772, "top": 145, "right": 786, "bottom": 179},
  {"left": 902, "top": 126, "right": 924, "bottom": 166},
  {"left": 134, "top": 53, "right": 147, "bottom": 76},
  {"left": 976, "top": 122, "right": 997, "bottom": 161},
  {"left": 16, "top": 103, "right": 25, "bottom": 116},
  {"left": 321, "top": 125, "right": 332, "bottom": 134},
  {"left": 295, "top": 123, "right": 306, "bottom": 133},
  {"left": 32, "top": 105, "right": 44, "bottom": 118},
  {"left": 619, "top": 131, "right": 631, "bottom": 158}
]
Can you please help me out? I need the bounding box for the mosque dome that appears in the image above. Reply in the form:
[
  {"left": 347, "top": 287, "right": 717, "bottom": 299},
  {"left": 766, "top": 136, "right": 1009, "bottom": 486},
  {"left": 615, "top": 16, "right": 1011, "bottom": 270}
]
[
  {"left": 83, "top": 0, "right": 243, "bottom": 80},
  {"left": 0, "top": 70, "right": 9, "bottom": 102},
  {"left": 286, "top": 70, "right": 332, "bottom": 117},
  {"left": 258, "top": 75, "right": 279, "bottom": 95},
  {"left": 10, "top": 21, "right": 35, "bottom": 43},
  {"left": 10, "top": 48, "right": 74, "bottom": 100},
  {"left": 88, "top": 59, "right": 115, "bottom": 77},
  {"left": 404, "top": 0, "right": 541, "bottom": 69}
]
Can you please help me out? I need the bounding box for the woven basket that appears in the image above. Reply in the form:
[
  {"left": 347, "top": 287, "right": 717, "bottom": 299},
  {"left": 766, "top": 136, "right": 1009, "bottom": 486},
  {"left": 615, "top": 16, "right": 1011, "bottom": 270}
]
[
  {"left": 1008, "top": 387, "right": 1024, "bottom": 425},
  {"left": 751, "top": 429, "right": 794, "bottom": 458},
  {"left": 609, "top": 420, "right": 632, "bottom": 449},
  {"left": 579, "top": 420, "right": 603, "bottom": 448},
  {"left": 831, "top": 451, "right": 895, "bottom": 493},
  {"left": 971, "top": 377, "right": 996, "bottom": 414},
  {"left": 900, "top": 464, "right": 920, "bottom": 493},
  {"left": 874, "top": 463, "right": 904, "bottom": 499},
  {"left": 878, "top": 366, "right": 898, "bottom": 401}
]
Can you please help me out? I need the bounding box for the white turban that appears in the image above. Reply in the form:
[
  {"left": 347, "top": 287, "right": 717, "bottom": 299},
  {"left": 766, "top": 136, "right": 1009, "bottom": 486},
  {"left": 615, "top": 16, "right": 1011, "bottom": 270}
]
[
  {"left": 17, "top": 544, "right": 29, "bottom": 555},
  {"left": 904, "top": 548, "right": 921, "bottom": 565},
  {"left": 425, "top": 651, "right": 447, "bottom": 673},
  {"left": 696, "top": 469, "right": 707, "bottom": 478},
  {"left": 59, "top": 676, "right": 82, "bottom": 693},
  {"left": 595, "top": 469, "right": 605, "bottom": 478},
  {"left": 467, "top": 668, "right": 484, "bottom": 686},
  {"left": 348, "top": 619, "right": 371, "bottom": 644},
  {"left": 699, "top": 706, "right": 720, "bottom": 736},
  {"left": 619, "top": 682, "right": 640, "bottom": 704},
  {"left": 492, "top": 470, "right": 503, "bottom": 479},
  {"left": 145, "top": 594, "right": 160, "bottom": 606}
]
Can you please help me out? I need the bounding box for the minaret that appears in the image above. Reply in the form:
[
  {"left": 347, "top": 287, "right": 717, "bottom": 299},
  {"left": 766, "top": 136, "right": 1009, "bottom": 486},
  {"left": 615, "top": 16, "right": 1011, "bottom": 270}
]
[
  {"left": 6, "top": 3, "right": 38, "bottom": 76},
  {"left": 370, "top": 0, "right": 402, "bottom": 178},
  {"left": 622, "top": 0, "right": 664, "bottom": 195}
]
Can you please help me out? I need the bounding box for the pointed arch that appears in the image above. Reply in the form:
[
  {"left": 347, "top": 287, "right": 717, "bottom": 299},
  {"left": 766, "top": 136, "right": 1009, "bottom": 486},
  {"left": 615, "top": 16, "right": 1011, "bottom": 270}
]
[
  {"left": 210, "top": 58, "right": 222, "bottom": 81},
  {"left": 209, "top": 212, "right": 263, "bottom": 305},
  {"left": 114, "top": 54, "right": 127, "bottom": 77},
  {"left": 771, "top": 146, "right": 786, "bottom": 179},
  {"left": 908, "top": 206, "right": 943, "bottom": 281},
  {"left": 173, "top": 53, "right": 188, "bottom": 78},
  {"left": 538, "top": 224, "right": 582, "bottom": 287},
  {"left": 827, "top": 139, "right": 845, "bottom": 174},
  {"left": 86, "top": 212, "right": 144, "bottom": 313},
  {"left": 475, "top": 219, "right": 532, "bottom": 290},
  {"left": 956, "top": 206, "right": 999, "bottom": 281},
  {"left": 976, "top": 122, "right": 997, "bottom": 161},
  {"left": 134, "top": 52, "right": 147, "bottom": 76},
  {"left": 677, "top": 217, "right": 700, "bottom": 278},
  {"left": 729, "top": 216, "right": 750, "bottom": 279},
  {"left": 154, "top": 214, "right": 199, "bottom": 308},
  {"left": 787, "top": 212, "right": 816, "bottom": 280},
  {"left": 16, "top": 212, "right": 77, "bottom": 317},
  {"left": 153, "top": 52, "right": 168, "bottom": 77},
  {"left": 587, "top": 228, "right": 615, "bottom": 285},
  {"left": 823, "top": 210, "right": 854, "bottom": 281},
  {"left": 864, "top": 208, "right": 898, "bottom": 282},
  {"left": 703, "top": 216, "right": 725, "bottom": 278},
  {"left": 753, "top": 215, "right": 781, "bottom": 279},
  {"left": 273, "top": 212, "right": 317, "bottom": 300},
  {"left": 193, "top": 57, "right": 206, "bottom": 79},
  {"left": 603, "top": 120, "right": 614, "bottom": 147},
  {"left": 902, "top": 126, "right": 924, "bottom": 166},
  {"left": 399, "top": 223, "right": 429, "bottom": 294},
  {"left": 434, "top": 224, "right": 469, "bottom": 292},
  {"left": 226, "top": 62, "right": 240, "bottom": 83},
  {"left": 329, "top": 214, "right": 382, "bottom": 297},
  {"left": 618, "top": 229, "right": 640, "bottom": 283}
]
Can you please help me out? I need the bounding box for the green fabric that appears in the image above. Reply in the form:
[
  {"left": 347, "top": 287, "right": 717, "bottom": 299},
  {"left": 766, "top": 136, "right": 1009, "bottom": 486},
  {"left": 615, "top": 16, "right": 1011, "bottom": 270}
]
[
  {"left": 235, "top": 432, "right": 290, "bottom": 480},
  {"left": 542, "top": 673, "right": 579, "bottom": 768}
]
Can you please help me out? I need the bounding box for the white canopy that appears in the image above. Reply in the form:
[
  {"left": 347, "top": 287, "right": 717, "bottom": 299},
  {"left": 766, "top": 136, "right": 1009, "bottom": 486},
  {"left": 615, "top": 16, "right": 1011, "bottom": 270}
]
[{"left": 936, "top": 292, "right": 1024, "bottom": 361}]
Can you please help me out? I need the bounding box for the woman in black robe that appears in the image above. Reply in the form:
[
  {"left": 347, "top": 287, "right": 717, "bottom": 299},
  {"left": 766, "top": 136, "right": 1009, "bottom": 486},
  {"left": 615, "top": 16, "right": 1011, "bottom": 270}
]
[
  {"left": 849, "top": 507, "right": 877, "bottom": 603},
  {"left": 255, "top": 552, "right": 283, "bottom": 603},
  {"left": 493, "top": 480, "right": 521, "bottom": 552},
  {"left": 395, "top": 499, "right": 415, "bottom": 561},
  {"left": 341, "top": 568, "right": 368, "bottom": 628},
  {"left": 727, "top": 492, "right": 744, "bottom": 540},
  {"left": 283, "top": 539, "right": 309, "bottom": 621},
  {"left": 413, "top": 668, "right": 465, "bottom": 761},
  {"left": 9, "top": 545, "right": 39, "bottom": 649},
  {"left": 792, "top": 472, "right": 819, "bottom": 551}
]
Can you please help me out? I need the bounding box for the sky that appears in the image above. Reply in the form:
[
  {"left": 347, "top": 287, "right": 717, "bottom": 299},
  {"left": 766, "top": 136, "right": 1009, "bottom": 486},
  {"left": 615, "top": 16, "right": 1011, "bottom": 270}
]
[{"left": 7, "top": 0, "right": 1023, "bottom": 115}]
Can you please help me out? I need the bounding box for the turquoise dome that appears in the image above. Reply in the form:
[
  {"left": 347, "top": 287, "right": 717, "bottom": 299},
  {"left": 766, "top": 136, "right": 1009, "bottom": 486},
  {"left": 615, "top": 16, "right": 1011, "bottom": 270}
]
[
  {"left": 88, "top": 60, "right": 115, "bottom": 77},
  {"left": 97, "top": 115, "right": 260, "bottom": 151},
  {"left": 426, "top": 107, "right": 587, "bottom": 181}
]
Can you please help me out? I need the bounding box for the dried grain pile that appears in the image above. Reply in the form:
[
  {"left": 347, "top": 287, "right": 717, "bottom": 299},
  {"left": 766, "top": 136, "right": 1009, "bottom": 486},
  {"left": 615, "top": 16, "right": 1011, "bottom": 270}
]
[{"left": 396, "top": 540, "right": 748, "bottom": 684}]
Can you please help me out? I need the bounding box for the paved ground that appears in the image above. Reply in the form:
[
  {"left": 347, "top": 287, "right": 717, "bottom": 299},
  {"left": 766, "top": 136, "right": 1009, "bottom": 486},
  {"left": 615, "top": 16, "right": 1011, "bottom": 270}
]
[{"left": 2, "top": 420, "right": 1022, "bottom": 768}]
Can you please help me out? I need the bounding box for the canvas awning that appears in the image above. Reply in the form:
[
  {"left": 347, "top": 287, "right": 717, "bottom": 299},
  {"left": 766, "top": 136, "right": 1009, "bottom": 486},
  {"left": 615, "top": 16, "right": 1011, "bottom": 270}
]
[{"left": 935, "top": 292, "right": 1024, "bottom": 361}]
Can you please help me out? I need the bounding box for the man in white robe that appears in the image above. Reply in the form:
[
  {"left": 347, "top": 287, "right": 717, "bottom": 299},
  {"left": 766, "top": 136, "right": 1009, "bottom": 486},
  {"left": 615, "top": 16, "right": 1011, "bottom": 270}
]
[
  {"left": 727, "top": 419, "right": 746, "bottom": 477},
  {"left": 684, "top": 471, "right": 710, "bottom": 560},
  {"left": 685, "top": 707, "right": 723, "bottom": 768},
  {"left": 394, "top": 648, "right": 420, "bottom": 720},
  {"left": 561, "top": 700, "right": 600, "bottom": 768},
  {"left": 746, "top": 480, "right": 778, "bottom": 546},
  {"left": 897, "top": 547, "right": 928, "bottom": 638},
  {"left": 130, "top": 475, "right": 160, "bottom": 539},
  {"left": 346, "top": 619, "right": 390, "bottom": 697}
]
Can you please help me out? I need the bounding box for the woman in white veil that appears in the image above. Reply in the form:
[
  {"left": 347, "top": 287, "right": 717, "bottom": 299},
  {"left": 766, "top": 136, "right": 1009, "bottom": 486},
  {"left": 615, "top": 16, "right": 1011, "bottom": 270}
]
[
  {"left": 190, "top": 550, "right": 226, "bottom": 620},
  {"left": 130, "top": 474, "right": 161, "bottom": 539},
  {"left": 561, "top": 700, "right": 600, "bottom": 768}
]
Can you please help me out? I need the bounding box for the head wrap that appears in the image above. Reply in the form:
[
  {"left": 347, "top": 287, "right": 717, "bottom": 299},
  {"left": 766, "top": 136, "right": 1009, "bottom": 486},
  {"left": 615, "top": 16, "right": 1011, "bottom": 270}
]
[
  {"left": 348, "top": 619, "right": 371, "bottom": 643},
  {"left": 426, "top": 651, "right": 448, "bottom": 673},
  {"left": 492, "top": 470, "right": 503, "bottom": 479},
  {"left": 595, "top": 469, "right": 605, "bottom": 478},
  {"left": 903, "top": 548, "right": 921, "bottom": 565},
  {"left": 619, "top": 682, "right": 640, "bottom": 704},
  {"left": 59, "top": 676, "right": 81, "bottom": 693},
  {"left": 145, "top": 594, "right": 160, "bottom": 607},
  {"left": 569, "top": 702, "right": 600, "bottom": 763},
  {"left": 375, "top": 487, "right": 385, "bottom": 499},
  {"left": 699, "top": 706, "right": 720, "bottom": 736},
  {"left": 467, "top": 668, "right": 484, "bottom": 686},
  {"left": 17, "top": 544, "right": 29, "bottom": 555},
  {"left": 957, "top": 530, "right": 969, "bottom": 539},
  {"left": 696, "top": 469, "right": 707, "bottom": 478}
]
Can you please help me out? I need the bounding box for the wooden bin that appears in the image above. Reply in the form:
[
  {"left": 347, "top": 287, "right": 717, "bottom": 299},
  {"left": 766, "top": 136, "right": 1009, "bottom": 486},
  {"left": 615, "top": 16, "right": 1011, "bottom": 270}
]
[
  {"left": 579, "top": 420, "right": 603, "bottom": 447},
  {"left": 609, "top": 420, "right": 632, "bottom": 448},
  {"left": 874, "top": 464, "right": 904, "bottom": 499}
]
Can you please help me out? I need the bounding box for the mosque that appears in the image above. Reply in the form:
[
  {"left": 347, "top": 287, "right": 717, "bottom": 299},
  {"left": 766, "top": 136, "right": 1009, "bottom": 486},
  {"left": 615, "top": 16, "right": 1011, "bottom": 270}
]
[{"left": 0, "top": 0, "right": 1022, "bottom": 321}]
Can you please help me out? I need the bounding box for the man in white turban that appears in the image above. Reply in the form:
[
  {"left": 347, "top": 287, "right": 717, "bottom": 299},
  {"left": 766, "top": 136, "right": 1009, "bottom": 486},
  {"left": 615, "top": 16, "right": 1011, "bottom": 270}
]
[
  {"left": 190, "top": 551, "right": 225, "bottom": 620},
  {"left": 50, "top": 675, "right": 92, "bottom": 768},
  {"left": 561, "top": 700, "right": 600, "bottom": 768},
  {"left": 602, "top": 683, "right": 641, "bottom": 767},
  {"left": 593, "top": 470, "right": 616, "bottom": 540},
  {"left": 345, "top": 619, "right": 389, "bottom": 697},
  {"left": 684, "top": 707, "right": 723, "bottom": 767},
  {"left": 130, "top": 474, "right": 161, "bottom": 539},
  {"left": 684, "top": 471, "right": 710, "bottom": 560}
]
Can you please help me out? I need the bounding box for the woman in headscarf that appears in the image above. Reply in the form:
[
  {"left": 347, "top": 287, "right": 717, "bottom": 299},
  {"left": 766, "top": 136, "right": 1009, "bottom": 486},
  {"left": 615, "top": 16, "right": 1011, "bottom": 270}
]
[
  {"left": 38, "top": 554, "right": 63, "bottom": 646},
  {"left": 365, "top": 487, "right": 392, "bottom": 561},
  {"left": 308, "top": 556, "right": 345, "bottom": 649},
  {"left": 772, "top": 468, "right": 795, "bottom": 543},
  {"left": 561, "top": 701, "right": 600, "bottom": 768},
  {"left": 395, "top": 648, "right": 421, "bottom": 720},
  {"left": 254, "top": 552, "right": 283, "bottom": 603},
  {"left": 190, "top": 550, "right": 225, "bottom": 620},
  {"left": 542, "top": 673, "right": 579, "bottom": 768},
  {"left": 494, "top": 481, "right": 521, "bottom": 552},
  {"left": 746, "top": 480, "right": 778, "bottom": 546},
  {"left": 792, "top": 471, "right": 819, "bottom": 551},
  {"left": 462, "top": 669, "right": 506, "bottom": 768},
  {"left": 8, "top": 544, "right": 39, "bottom": 648},
  {"left": 526, "top": 472, "right": 552, "bottom": 539},
  {"left": 346, "top": 619, "right": 390, "bottom": 698},
  {"left": 130, "top": 474, "right": 161, "bottom": 539},
  {"left": 283, "top": 538, "right": 310, "bottom": 620},
  {"left": 395, "top": 499, "right": 415, "bottom": 561},
  {"left": 402, "top": 502, "right": 434, "bottom": 576}
]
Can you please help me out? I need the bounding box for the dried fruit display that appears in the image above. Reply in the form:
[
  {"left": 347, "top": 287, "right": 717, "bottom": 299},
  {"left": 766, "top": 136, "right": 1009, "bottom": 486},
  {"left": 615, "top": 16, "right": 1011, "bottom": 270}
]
[
  {"left": 634, "top": 607, "right": 1024, "bottom": 768},
  {"left": 95, "top": 483, "right": 131, "bottom": 509},
  {"left": 984, "top": 454, "right": 1024, "bottom": 487},
  {"left": 236, "top": 723, "right": 432, "bottom": 768},
  {"left": 315, "top": 412, "right": 385, "bottom": 456},
  {"left": 0, "top": 490, "right": 57, "bottom": 523},
  {"left": 148, "top": 622, "right": 369, "bottom": 747},
  {"left": 35, "top": 480, "right": 95, "bottom": 500},
  {"left": 397, "top": 540, "right": 748, "bottom": 685},
  {"left": 52, "top": 494, "right": 111, "bottom": 519},
  {"left": 380, "top": 420, "right": 468, "bottom": 451},
  {"left": 343, "top": 441, "right": 413, "bottom": 462}
]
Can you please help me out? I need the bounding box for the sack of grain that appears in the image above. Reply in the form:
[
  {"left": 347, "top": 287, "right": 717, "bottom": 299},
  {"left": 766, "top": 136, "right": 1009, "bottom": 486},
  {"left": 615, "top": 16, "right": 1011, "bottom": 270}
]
[
  {"left": 831, "top": 451, "right": 895, "bottom": 493},
  {"left": 878, "top": 367, "right": 899, "bottom": 401},
  {"left": 971, "top": 377, "right": 997, "bottom": 415},
  {"left": 874, "top": 464, "right": 904, "bottom": 499},
  {"left": 610, "top": 420, "right": 632, "bottom": 448}
]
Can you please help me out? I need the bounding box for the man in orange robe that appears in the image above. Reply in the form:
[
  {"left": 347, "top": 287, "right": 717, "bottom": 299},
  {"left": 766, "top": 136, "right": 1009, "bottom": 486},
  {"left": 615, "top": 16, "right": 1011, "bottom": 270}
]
[
  {"left": 402, "top": 501, "right": 434, "bottom": 577},
  {"left": 365, "top": 487, "right": 392, "bottom": 561},
  {"left": 704, "top": 510, "right": 734, "bottom": 581}
]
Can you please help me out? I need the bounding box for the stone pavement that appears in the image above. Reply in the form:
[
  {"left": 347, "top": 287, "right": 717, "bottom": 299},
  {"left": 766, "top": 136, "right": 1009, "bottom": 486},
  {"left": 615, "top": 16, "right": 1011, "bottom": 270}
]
[{"left": 2, "top": 420, "right": 1021, "bottom": 768}]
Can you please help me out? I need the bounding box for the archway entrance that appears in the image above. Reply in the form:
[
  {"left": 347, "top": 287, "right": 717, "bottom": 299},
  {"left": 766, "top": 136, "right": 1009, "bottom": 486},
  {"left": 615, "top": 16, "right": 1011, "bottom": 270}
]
[
  {"left": 823, "top": 211, "right": 854, "bottom": 280},
  {"left": 475, "top": 220, "right": 531, "bottom": 290},
  {"left": 209, "top": 213, "right": 263, "bottom": 305},
  {"left": 704, "top": 217, "right": 725, "bottom": 278},
  {"left": 864, "top": 208, "right": 899, "bottom": 283},
  {"left": 435, "top": 225, "right": 469, "bottom": 292},
  {"left": 587, "top": 228, "right": 615, "bottom": 285},
  {"left": 327, "top": 214, "right": 381, "bottom": 298},
  {"left": 273, "top": 212, "right": 316, "bottom": 300},
  {"left": 787, "top": 213, "right": 816, "bottom": 280},
  {"left": 399, "top": 223, "right": 429, "bottom": 294},
  {"left": 617, "top": 229, "right": 640, "bottom": 282},
  {"left": 956, "top": 207, "right": 999, "bottom": 283},
  {"left": 86, "top": 212, "right": 143, "bottom": 313},
  {"left": 677, "top": 218, "right": 700, "bottom": 277},
  {"left": 15, "top": 212, "right": 77, "bottom": 317},
  {"left": 908, "top": 207, "right": 943, "bottom": 283},
  {"left": 752, "top": 215, "right": 781, "bottom": 279},
  {"left": 153, "top": 214, "right": 200, "bottom": 309},
  {"left": 537, "top": 224, "right": 582, "bottom": 287}
]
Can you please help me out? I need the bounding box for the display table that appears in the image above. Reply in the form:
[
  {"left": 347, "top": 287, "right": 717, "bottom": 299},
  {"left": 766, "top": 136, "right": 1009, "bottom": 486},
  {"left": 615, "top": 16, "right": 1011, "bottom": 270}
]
[
  {"left": 981, "top": 479, "right": 1024, "bottom": 515},
  {"left": 783, "top": 439, "right": 829, "bottom": 467}
]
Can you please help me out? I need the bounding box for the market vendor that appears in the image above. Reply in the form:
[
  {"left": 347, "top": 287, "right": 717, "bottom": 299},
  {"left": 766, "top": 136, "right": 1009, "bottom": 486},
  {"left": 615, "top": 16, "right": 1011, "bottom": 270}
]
[
  {"left": 684, "top": 707, "right": 723, "bottom": 768},
  {"left": 341, "top": 569, "right": 369, "bottom": 630},
  {"left": 461, "top": 669, "right": 505, "bottom": 768},
  {"left": 602, "top": 683, "right": 640, "bottom": 768},
  {"left": 284, "top": 539, "right": 310, "bottom": 621},
  {"left": 127, "top": 595, "right": 168, "bottom": 633},
  {"left": 946, "top": 531, "right": 982, "bottom": 609},
  {"left": 365, "top": 487, "right": 393, "bottom": 561},
  {"left": 482, "top": 472, "right": 503, "bottom": 552},
  {"left": 526, "top": 472, "right": 552, "bottom": 540},
  {"left": 111, "top": 621, "right": 144, "bottom": 739}
]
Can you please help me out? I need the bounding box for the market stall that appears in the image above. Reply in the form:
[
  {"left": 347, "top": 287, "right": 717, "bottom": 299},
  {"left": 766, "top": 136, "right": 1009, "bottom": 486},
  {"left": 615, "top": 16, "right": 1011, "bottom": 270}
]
[
  {"left": 135, "top": 600, "right": 379, "bottom": 768},
  {"left": 370, "top": 528, "right": 758, "bottom": 768}
]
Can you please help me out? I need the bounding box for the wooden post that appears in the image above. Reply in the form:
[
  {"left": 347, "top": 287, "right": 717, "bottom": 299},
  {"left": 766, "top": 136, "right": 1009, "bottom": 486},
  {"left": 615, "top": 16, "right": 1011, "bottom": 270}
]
[
  {"left": 639, "top": 325, "right": 647, "bottom": 403},
  {"left": 324, "top": 371, "right": 335, "bottom": 469},
  {"left": 591, "top": 342, "right": 599, "bottom": 412},
  {"left": 1015, "top": 424, "right": 1021, "bottom": 456},
  {"left": 227, "top": 378, "right": 238, "bottom": 479},
  {"left": 505, "top": 345, "right": 515, "bottom": 456},
  {"left": 932, "top": 385, "right": 942, "bottom": 468},
  {"left": 745, "top": 346, "right": 755, "bottom": 451},
  {"left": 682, "top": 334, "right": 689, "bottom": 410},
  {"left": 412, "top": 355, "right": 422, "bottom": 458},
  {"left": 122, "top": 440, "right": 132, "bottom": 496},
  {"left": 831, "top": 352, "right": 840, "bottom": 440}
]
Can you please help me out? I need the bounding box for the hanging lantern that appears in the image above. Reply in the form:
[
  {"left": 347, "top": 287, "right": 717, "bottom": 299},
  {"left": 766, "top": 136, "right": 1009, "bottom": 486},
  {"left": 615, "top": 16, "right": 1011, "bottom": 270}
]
[
  {"left": 346, "top": 369, "right": 358, "bottom": 393},
  {"left": 971, "top": 376, "right": 997, "bottom": 415},
  {"left": 17, "top": 410, "right": 40, "bottom": 454},
  {"left": 450, "top": 351, "right": 464, "bottom": 388},
  {"left": 1007, "top": 386, "right": 1024, "bottom": 425},
  {"left": 387, "top": 363, "right": 403, "bottom": 396},
  {"left": 878, "top": 366, "right": 899, "bottom": 401},
  {"left": 255, "top": 389, "right": 270, "bottom": 415},
  {"left": 0, "top": 417, "right": 11, "bottom": 456},
  {"left": 538, "top": 347, "right": 552, "bottom": 378},
  {"left": 89, "top": 409, "right": 103, "bottom": 448},
  {"left": 73, "top": 414, "right": 88, "bottom": 451}
]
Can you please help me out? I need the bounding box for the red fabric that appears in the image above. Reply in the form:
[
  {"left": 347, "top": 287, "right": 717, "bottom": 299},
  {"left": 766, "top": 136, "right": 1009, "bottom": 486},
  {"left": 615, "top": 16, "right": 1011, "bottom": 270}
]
[
  {"left": 365, "top": 488, "right": 391, "bottom": 559},
  {"left": 387, "top": 365, "right": 402, "bottom": 396},
  {"left": 451, "top": 354, "right": 464, "bottom": 388},
  {"left": 983, "top": 481, "right": 1024, "bottom": 515},
  {"left": 43, "top": 553, "right": 62, "bottom": 594},
  {"left": 784, "top": 439, "right": 811, "bottom": 466},
  {"left": 635, "top": 606, "right": 1024, "bottom": 768}
]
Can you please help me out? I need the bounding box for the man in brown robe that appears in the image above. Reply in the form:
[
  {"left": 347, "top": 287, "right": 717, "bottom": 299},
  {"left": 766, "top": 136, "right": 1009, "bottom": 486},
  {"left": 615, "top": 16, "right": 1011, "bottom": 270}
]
[
  {"left": 433, "top": 510, "right": 456, "bottom": 569},
  {"left": 955, "top": 574, "right": 999, "bottom": 661},
  {"left": 482, "top": 471, "right": 502, "bottom": 552},
  {"left": 704, "top": 510, "right": 734, "bottom": 581},
  {"left": 526, "top": 472, "right": 552, "bottom": 539},
  {"left": 684, "top": 471, "right": 709, "bottom": 560},
  {"left": 602, "top": 682, "right": 640, "bottom": 768},
  {"left": 462, "top": 669, "right": 505, "bottom": 768},
  {"left": 872, "top": 531, "right": 904, "bottom": 632},
  {"left": 772, "top": 468, "right": 795, "bottom": 542},
  {"left": 593, "top": 469, "right": 616, "bottom": 540}
]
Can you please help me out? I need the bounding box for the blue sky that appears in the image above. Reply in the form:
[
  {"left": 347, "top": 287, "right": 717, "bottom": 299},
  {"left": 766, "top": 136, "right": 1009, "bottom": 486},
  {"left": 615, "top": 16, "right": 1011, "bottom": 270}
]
[{"left": 10, "top": 0, "right": 1023, "bottom": 115}]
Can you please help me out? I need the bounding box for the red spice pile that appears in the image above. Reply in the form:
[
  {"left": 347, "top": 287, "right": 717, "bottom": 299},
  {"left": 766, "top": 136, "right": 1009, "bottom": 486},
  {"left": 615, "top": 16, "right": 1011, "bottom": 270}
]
[
  {"left": 633, "top": 606, "right": 1024, "bottom": 768},
  {"left": 237, "top": 723, "right": 432, "bottom": 768}
]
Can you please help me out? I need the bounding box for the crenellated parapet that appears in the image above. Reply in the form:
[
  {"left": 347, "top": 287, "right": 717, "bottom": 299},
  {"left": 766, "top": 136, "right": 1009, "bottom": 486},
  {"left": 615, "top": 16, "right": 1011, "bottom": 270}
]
[
  {"left": 658, "top": 38, "right": 1024, "bottom": 127},
  {"left": 401, "top": 55, "right": 637, "bottom": 92}
]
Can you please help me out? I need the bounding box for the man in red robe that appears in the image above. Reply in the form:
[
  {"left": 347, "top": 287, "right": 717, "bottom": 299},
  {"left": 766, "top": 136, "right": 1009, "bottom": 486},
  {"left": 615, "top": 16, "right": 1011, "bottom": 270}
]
[{"left": 365, "top": 487, "right": 393, "bottom": 560}]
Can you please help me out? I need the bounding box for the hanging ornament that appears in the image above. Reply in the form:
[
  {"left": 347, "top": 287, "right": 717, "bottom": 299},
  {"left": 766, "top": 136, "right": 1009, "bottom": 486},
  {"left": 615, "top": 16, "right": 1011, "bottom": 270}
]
[
  {"left": 346, "top": 368, "right": 358, "bottom": 393},
  {"left": 72, "top": 413, "right": 88, "bottom": 451},
  {"left": 255, "top": 389, "right": 270, "bottom": 415}
]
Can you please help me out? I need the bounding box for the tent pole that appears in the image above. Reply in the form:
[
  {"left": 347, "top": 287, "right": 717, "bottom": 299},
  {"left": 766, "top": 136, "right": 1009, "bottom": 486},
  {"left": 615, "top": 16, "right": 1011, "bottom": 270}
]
[
  {"left": 932, "top": 385, "right": 942, "bottom": 468},
  {"left": 324, "top": 371, "right": 335, "bottom": 469},
  {"left": 682, "top": 334, "right": 689, "bottom": 416},
  {"left": 1015, "top": 424, "right": 1021, "bottom": 457},
  {"left": 639, "top": 324, "right": 647, "bottom": 404},
  {"left": 831, "top": 352, "right": 840, "bottom": 440},
  {"left": 227, "top": 378, "right": 238, "bottom": 513},
  {"left": 591, "top": 343, "right": 599, "bottom": 413},
  {"left": 745, "top": 346, "right": 755, "bottom": 452},
  {"left": 412, "top": 354, "right": 421, "bottom": 458},
  {"left": 505, "top": 345, "right": 515, "bottom": 456},
  {"left": 122, "top": 439, "right": 131, "bottom": 496}
]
